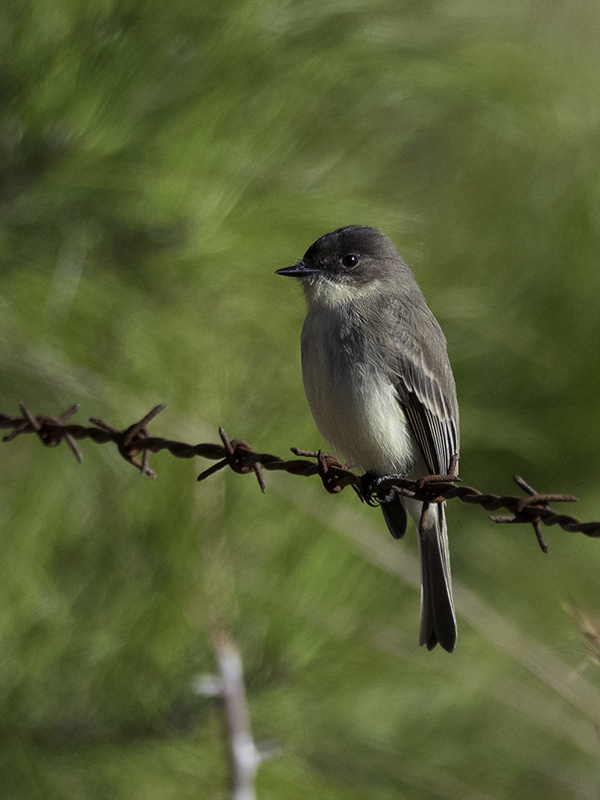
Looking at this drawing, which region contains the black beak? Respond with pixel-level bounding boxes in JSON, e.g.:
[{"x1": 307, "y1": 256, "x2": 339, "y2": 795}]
[{"x1": 275, "y1": 261, "x2": 322, "y2": 278}]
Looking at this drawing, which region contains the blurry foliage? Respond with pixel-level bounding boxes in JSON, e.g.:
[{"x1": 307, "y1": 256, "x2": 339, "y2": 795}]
[{"x1": 1, "y1": 0, "x2": 600, "y2": 798}]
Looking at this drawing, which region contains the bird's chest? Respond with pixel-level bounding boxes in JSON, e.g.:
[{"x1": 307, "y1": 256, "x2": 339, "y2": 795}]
[{"x1": 300, "y1": 310, "x2": 413, "y2": 474}]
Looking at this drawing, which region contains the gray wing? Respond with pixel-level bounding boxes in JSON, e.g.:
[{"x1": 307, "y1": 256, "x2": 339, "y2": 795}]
[{"x1": 387, "y1": 310, "x2": 459, "y2": 477}]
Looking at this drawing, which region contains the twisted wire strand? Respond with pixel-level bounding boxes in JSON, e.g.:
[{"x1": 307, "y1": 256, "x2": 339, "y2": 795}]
[{"x1": 2, "y1": 403, "x2": 599, "y2": 548}]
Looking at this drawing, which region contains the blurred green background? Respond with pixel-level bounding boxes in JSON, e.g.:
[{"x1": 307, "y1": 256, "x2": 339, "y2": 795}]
[{"x1": 1, "y1": 1, "x2": 600, "y2": 798}]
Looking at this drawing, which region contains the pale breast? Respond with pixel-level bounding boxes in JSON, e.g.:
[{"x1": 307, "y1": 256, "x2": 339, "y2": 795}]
[{"x1": 300, "y1": 309, "x2": 416, "y2": 476}]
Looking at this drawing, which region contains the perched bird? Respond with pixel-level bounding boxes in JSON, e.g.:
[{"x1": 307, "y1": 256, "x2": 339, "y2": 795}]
[{"x1": 276, "y1": 226, "x2": 459, "y2": 652}]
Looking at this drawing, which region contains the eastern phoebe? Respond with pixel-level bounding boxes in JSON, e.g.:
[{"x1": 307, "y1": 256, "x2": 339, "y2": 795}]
[{"x1": 276, "y1": 225, "x2": 459, "y2": 652}]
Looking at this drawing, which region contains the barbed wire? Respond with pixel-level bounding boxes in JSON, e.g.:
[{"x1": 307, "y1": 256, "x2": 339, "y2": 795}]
[{"x1": 2, "y1": 402, "x2": 599, "y2": 551}]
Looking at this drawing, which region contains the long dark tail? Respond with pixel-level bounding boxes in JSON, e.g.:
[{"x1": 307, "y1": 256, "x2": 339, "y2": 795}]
[
  {"x1": 418, "y1": 502, "x2": 456, "y2": 652},
  {"x1": 381, "y1": 496, "x2": 456, "y2": 652}
]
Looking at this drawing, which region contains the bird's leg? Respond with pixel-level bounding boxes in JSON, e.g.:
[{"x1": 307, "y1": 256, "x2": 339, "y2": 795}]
[
  {"x1": 359, "y1": 473, "x2": 381, "y2": 506},
  {"x1": 360, "y1": 472, "x2": 402, "y2": 506}
]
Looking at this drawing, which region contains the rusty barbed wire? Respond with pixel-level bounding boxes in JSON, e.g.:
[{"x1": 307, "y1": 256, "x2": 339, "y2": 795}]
[{"x1": 2, "y1": 403, "x2": 599, "y2": 550}]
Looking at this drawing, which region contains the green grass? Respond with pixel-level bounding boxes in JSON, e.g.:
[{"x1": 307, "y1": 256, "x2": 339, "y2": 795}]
[{"x1": 1, "y1": 1, "x2": 600, "y2": 797}]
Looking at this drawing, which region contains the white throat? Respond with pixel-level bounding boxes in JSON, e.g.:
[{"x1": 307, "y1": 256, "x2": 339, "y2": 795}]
[{"x1": 303, "y1": 276, "x2": 383, "y2": 310}]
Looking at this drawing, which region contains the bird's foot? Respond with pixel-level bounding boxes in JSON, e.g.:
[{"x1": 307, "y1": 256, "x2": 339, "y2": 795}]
[{"x1": 359, "y1": 472, "x2": 402, "y2": 506}]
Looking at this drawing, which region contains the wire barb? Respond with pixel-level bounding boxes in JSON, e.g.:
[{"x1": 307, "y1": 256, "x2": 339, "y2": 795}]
[{"x1": 2, "y1": 403, "x2": 599, "y2": 546}]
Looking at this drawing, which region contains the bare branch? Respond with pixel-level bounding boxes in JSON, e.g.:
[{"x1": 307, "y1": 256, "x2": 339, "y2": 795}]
[{"x1": 193, "y1": 633, "x2": 279, "y2": 800}]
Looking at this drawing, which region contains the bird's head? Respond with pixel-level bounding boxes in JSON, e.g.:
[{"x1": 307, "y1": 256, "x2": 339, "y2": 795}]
[{"x1": 276, "y1": 226, "x2": 406, "y2": 308}]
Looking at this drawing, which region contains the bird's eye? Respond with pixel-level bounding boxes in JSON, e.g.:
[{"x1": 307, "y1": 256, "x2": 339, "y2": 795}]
[{"x1": 342, "y1": 254, "x2": 359, "y2": 268}]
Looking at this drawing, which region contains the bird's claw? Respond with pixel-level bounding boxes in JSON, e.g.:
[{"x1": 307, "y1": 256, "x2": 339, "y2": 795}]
[{"x1": 360, "y1": 473, "x2": 401, "y2": 506}]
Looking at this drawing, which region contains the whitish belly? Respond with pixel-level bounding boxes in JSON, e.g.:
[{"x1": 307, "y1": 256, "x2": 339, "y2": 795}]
[{"x1": 301, "y1": 327, "x2": 415, "y2": 476}]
